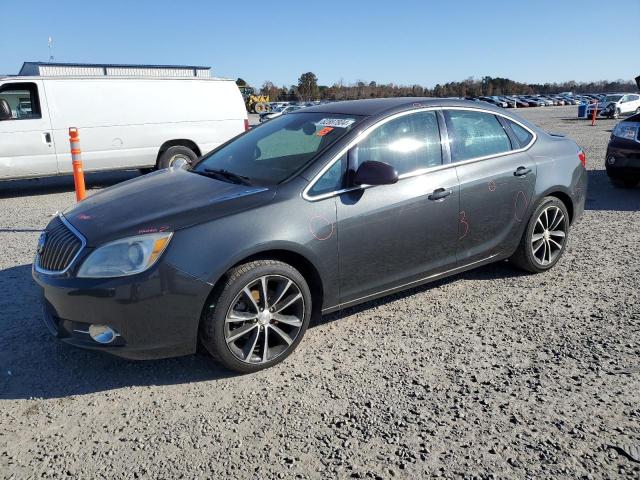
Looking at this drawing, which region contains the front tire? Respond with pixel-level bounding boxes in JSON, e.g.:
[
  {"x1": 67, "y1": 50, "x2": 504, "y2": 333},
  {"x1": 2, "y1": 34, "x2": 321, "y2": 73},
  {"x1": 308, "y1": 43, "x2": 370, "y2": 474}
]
[
  {"x1": 200, "y1": 260, "x2": 312, "y2": 373},
  {"x1": 509, "y1": 196, "x2": 570, "y2": 273}
]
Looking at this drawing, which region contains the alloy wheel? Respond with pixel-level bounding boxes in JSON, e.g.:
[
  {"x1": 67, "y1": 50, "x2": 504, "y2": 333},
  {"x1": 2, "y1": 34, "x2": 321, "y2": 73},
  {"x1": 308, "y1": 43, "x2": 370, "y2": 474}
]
[
  {"x1": 224, "y1": 275, "x2": 305, "y2": 364},
  {"x1": 530, "y1": 205, "x2": 567, "y2": 266}
]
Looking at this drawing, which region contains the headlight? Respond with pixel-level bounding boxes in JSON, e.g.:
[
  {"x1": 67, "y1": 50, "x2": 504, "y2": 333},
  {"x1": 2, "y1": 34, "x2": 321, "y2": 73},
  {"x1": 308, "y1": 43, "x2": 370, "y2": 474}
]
[
  {"x1": 612, "y1": 122, "x2": 639, "y2": 140},
  {"x1": 77, "y1": 232, "x2": 172, "y2": 278}
]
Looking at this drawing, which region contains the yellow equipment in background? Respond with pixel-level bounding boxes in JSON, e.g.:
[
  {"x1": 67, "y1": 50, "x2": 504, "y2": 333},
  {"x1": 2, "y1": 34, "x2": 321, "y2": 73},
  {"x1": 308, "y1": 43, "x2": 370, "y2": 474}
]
[{"x1": 238, "y1": 86, "x2": 270, "y2": 114}]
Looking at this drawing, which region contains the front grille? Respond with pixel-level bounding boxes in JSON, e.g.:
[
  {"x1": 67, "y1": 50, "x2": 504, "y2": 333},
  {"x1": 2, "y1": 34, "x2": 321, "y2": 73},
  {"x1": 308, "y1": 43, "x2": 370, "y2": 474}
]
[{"x1": 37, "y1": 216, "x2": 83, "y2": 272}]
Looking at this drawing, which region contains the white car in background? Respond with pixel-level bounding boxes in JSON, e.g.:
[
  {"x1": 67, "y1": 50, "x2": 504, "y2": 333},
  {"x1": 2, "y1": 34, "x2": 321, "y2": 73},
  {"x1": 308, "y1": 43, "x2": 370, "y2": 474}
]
[
  {"x1": 586, "y1": 93, "x2": 640, "y2": 119},
  {"x1": 259, "y1": 105, "x2": 303, "y2": 123}
]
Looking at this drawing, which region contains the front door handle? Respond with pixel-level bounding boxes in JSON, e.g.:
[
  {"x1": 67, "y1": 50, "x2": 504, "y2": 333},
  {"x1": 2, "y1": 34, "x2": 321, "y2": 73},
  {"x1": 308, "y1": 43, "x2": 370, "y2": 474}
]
[
  {"x1": 43, "y1": 132, "x2": 52, "y2": 144},
  {"x1": 514, "y1": 166, "x2": 532, "y2": 177},
  {"x1": 428, "y1": 187, "x2": 452, "y2": 201}
]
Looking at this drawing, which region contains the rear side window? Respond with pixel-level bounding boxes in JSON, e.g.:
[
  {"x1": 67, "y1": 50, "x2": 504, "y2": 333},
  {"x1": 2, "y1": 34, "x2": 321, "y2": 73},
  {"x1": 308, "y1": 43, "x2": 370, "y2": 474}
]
[
  {"x1": 355, "y1": 110, "x2": 442, "y2": 175},
  {"x1": 506, "y1": 119, "x2": 534, "y2": 148},
  {"x1": 444, "y1": 110, "x2": 512, "y2": 162}
]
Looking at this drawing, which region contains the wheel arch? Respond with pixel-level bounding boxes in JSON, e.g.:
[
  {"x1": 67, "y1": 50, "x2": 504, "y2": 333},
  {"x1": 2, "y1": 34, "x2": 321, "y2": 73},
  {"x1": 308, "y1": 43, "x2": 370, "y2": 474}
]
[
  {"x1": 540, "y1": 188, "x2": 574, "y2": 223},
  {"x1": 156, "y1": 139, "x2": 202, "y2": 165},
  {"x1": 201, "y1": 247, "x2": 326, "y2": 323}
]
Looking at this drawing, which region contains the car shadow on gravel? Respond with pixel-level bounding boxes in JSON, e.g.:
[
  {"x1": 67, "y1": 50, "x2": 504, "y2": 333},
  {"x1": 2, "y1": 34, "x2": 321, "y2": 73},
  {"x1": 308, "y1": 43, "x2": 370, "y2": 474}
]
[
  {"x1": 586, "y1": 170, "x2": 640, "y2": 212},
  {"x1": 0, "y1": 264, "x2": 234, "y2": 400},
  {"x1": 0, "y1": 170, "x2": 141, "y2": 199}
]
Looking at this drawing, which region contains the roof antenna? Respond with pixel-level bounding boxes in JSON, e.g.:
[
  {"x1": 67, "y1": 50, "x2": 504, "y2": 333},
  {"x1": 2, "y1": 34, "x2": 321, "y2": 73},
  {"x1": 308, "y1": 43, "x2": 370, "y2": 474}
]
[{"x1": 48, "y1": 36, "x2": 54, "y2": 62}]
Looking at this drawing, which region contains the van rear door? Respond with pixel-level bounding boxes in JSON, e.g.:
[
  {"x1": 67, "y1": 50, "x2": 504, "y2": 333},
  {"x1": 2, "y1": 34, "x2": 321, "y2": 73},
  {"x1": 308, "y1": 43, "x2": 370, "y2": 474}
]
[{"x1": 0, "y1": 80, "x2": 57, "y2": 179}]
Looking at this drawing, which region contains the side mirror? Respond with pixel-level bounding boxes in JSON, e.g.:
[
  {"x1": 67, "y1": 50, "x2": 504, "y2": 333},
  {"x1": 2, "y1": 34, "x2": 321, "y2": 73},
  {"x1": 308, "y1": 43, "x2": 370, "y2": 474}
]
[
  {"x1": 353, "y1": 161, "x2": 398, "y2": 186},
  {"x1": 0, "y1": 99, "x2": 11, "y2": 121}
]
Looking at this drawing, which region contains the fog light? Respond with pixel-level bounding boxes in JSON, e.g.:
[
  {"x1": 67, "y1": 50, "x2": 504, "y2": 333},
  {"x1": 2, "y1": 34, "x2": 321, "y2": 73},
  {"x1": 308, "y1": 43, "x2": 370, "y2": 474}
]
[
  {"x1": 89, "y1": 324, "x2": 118, "y2": 344},
  {"x1": 607, "y1": 156, "x2": 616, "y2": 165}
]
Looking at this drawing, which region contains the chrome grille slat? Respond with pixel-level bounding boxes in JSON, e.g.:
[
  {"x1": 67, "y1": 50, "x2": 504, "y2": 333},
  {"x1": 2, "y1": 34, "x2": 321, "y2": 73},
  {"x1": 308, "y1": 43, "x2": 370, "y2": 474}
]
[{"x1": 36, "y1": 216, "x2": 84, "y2": 273}]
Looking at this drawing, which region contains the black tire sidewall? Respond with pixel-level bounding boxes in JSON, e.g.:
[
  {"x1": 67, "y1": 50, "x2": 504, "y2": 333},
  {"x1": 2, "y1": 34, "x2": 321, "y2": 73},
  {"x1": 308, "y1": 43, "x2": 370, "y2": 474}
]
[
  {"x1": 201, "y1": 261, "x2": 312, "y2": 373},
  {"x1": 158, "y1": 146, "x2": 198, "y2": 169},
  {"x1": 520, "y1": 197, "x2": 570, "y2": 273}
]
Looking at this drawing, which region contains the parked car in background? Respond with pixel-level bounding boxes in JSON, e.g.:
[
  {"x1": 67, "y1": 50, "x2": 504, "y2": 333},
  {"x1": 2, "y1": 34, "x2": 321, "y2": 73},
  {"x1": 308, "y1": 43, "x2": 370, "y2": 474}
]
[
  {"x1": 522, "y1": 96, "x2": 544, "y2": 107},
  {"x1": 586, "y1": 93, "x2": 640, "y2": 119},
  {"x1": 0, "y1": 62, "x2": 248, "y2": 178},
  {"x1": 508, "y1": 96, "x2": 531, "y2": 107},
  {"x1": 33, "y1": 98, "x2": 587, "y2": 372},
  {"x1": 479, "y1": 96, "x2": 507, "y2": 108},
  {"x1": 259, "y1": 104, "x2": 303, "y2": 123},
  {"x1": 606, "y1": 112, "x2": 640, "y2": 188}
]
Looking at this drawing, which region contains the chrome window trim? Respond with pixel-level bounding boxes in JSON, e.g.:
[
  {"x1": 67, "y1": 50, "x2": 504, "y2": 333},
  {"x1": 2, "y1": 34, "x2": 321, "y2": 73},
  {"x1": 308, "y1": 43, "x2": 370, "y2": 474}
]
[
  {"x1": 302, "y1": 105, "x2": 537, "y2": 202},
  {"x1": 34, "y1": 214, "x2": 87, "y2": 275}
]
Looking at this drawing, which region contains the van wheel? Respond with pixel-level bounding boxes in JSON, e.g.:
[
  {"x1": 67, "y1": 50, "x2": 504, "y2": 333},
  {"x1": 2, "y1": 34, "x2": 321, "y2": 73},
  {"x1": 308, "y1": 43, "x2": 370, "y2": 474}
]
[
  {"x1": 200, "y1": 260, "x2": 312, "y2": 373},
  {"x1": 612, "y1": 108, "x2": 620, "y2": 119},
  {"x1": 158, "y1": 146, "x2": 198, "y2": 169},
  {"x1": 509, "y1": 196, "x2": 570, "y2": 274}
]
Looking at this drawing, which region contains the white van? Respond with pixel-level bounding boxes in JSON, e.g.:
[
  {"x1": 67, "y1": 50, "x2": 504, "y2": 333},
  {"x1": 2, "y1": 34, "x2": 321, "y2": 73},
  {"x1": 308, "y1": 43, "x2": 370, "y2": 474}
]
[{"x1": 0, "y1": 62, "x2": 248, "y2": 180}]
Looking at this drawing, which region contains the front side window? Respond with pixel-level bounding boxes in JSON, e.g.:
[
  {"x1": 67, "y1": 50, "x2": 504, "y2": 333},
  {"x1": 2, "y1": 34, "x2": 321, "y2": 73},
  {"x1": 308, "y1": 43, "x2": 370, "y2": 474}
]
[
  {"x1": 444, "y1": 110, "x2": 512, "y2": 162},
  {"x1": 194, "y1": 112, "x2": 362, "y2": 185},
  {"x1": 0, "y1": 82, "x2": 41, "y2": 120},
  {"x1": 354, "y1": 110, "x2": 442, "y2": 175},
  {"x1": 307, "y1": 153, "x2": 347, "y2": 197}
]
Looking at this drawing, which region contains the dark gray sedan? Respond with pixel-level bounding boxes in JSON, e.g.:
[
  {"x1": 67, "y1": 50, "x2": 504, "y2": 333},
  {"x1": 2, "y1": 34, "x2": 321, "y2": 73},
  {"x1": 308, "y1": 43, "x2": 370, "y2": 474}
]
[{"x1": 33, "y1": 98, "x2": 587, "y2": 372}]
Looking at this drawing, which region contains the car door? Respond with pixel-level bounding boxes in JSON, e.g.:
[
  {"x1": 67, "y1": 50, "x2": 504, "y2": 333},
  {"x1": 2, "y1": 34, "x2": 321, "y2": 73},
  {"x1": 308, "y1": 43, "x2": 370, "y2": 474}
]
[
  {"x1": 329, "y1": 110, "x2": 460, "y2": 303},
  {"x1": 0, "y1": 80, "x2": 57, "y2": 179},
  {"x1": 443, "y1": 108, "x2": 537, "y2": 266}
]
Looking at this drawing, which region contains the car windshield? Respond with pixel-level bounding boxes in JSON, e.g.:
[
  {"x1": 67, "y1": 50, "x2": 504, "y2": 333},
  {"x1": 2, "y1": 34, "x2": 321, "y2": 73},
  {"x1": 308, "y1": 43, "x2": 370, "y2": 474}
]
[
  {"x1": 193, "y1": 112, "x2": 363, "y2": 184},
  {"x1": 604, "y1": 95, "x2": 623, "y2": 102}
]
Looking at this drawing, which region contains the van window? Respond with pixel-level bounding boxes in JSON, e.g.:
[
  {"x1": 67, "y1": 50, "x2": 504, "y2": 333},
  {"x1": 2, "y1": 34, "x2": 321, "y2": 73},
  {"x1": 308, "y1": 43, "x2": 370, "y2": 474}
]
[
  {"x1": 0, "y1": 82, "x2": 41, "y2": 120},
  {"x1": 444, "y1": 110, "x2": 512, "y2": 162}
]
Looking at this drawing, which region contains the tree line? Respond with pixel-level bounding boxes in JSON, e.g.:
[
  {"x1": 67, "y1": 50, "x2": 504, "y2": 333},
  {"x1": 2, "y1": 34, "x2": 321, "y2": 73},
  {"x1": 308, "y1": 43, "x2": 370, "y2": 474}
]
[{"x1": 244, "y1": 73, "x2": 638, "y2": 101}]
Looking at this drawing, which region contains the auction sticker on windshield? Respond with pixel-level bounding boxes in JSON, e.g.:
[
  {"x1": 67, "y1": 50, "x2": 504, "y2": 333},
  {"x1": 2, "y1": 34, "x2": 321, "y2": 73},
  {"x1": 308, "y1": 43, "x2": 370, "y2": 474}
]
[{"x1": 317, "y1": 118, "x2": 356, "y2": 128}]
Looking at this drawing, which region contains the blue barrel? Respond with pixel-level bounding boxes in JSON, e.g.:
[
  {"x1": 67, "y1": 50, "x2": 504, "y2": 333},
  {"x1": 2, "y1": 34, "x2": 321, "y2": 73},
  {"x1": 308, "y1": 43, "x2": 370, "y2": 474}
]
[{"x1": 578, "y1": 104, "x2": 587, "y2": 118}]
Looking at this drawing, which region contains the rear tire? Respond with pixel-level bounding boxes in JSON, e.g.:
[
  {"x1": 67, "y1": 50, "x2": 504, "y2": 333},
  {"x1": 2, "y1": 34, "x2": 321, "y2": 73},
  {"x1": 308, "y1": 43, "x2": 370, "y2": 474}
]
[
  {"x1": 509, "y1": 196, "x2": 570, "y2": 274},
  {"x1": 200, "y1": 260, "x2": 312, "y2": 373},
  {"x1": 157, "y1": 146, "x2": 198, "y2": 170}
]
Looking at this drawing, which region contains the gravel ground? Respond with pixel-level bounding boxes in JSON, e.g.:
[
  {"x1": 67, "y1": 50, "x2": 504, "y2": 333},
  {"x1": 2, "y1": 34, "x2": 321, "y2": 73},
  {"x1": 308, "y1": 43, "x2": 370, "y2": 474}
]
[{"x1": 1, "y1": 106, "x2": 639, "y2": 479}]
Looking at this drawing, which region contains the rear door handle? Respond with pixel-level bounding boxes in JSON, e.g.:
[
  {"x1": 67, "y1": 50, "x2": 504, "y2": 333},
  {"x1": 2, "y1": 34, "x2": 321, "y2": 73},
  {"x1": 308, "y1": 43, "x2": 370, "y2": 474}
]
[
  {"x1": 43, "y1": 132, "x2": 52, "y2": 144},
  {"x1": 514, "y1": 166, "x2": 532, "y2": 177},
  {"x1": 428, "y1": 187, "x2": 452, "y2": 201}
]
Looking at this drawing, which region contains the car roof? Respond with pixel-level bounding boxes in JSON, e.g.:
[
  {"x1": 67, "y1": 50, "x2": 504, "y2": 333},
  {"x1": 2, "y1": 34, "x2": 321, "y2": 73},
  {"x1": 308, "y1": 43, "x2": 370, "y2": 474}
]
[{"x1": 291, "y1": 97, "x2": 507, "y2": 117}]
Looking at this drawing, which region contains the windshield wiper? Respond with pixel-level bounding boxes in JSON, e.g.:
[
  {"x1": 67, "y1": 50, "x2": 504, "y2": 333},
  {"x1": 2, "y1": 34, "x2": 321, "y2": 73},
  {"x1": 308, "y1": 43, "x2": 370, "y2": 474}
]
[{"x1": 199, "y1": 168, "x2": 252, "y2": 185}]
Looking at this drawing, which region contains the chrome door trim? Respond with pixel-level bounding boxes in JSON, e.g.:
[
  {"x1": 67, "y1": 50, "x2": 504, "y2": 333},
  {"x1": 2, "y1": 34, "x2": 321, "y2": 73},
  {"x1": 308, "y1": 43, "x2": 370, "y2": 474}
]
[{"x1": 302, "y1": 105, "x2": 537, "y2": 202}]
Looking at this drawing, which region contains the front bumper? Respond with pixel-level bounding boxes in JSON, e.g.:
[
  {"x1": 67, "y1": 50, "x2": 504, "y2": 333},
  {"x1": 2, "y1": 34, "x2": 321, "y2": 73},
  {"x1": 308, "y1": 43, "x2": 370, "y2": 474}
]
[
  {"x1": 605, "y1": 142, "x2": 640, "y2": 177},
  {"x1": 33, "y1": 261, "x2": 212, "y2": 360}
]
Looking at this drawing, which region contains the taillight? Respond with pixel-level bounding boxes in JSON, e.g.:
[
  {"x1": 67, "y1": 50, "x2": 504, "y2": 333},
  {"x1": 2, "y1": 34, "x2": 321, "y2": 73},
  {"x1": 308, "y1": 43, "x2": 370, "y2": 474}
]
[
  {"x1": 244, "y1": 119, "x2": 250, "y2": 131},
  {"x1": 578, "y1": 149, "x2": 586, "y2": 167}
]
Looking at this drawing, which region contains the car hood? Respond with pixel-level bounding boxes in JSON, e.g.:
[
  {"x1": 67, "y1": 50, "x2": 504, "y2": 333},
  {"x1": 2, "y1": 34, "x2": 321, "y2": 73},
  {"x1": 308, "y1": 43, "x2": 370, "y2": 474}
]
[{"x1": 63, "y1": 168, "x2": 274, "y2": 246}]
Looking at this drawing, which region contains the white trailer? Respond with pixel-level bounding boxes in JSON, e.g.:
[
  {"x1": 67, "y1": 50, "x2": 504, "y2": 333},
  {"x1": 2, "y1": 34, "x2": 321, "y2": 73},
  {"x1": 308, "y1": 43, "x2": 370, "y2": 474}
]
[{"x1": 0, "y1": 62, "x2": 248, "y2": 180}]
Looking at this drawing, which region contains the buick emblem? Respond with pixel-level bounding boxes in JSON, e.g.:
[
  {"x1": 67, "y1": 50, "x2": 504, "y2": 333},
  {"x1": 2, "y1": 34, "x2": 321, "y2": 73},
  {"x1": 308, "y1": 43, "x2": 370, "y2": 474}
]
[{"x1": 37, "y1": 232, "x2": 47, "y2": 256}]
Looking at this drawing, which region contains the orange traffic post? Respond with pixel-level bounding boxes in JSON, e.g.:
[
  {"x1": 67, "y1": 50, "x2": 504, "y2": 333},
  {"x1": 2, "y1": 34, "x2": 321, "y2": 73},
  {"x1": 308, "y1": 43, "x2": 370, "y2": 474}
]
[
  {"x1": 591, "y1": 101, "x2": 597, "y2": 126},
  {"x1": 69, "y1": 127, "x2": 86, "y2": 201}
]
